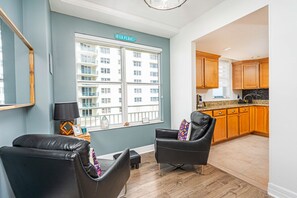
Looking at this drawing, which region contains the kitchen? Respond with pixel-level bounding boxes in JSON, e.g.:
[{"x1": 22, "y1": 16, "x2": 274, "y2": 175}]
[{"x1": 195, "y1": 6, "x2": 269, "y2": 190}]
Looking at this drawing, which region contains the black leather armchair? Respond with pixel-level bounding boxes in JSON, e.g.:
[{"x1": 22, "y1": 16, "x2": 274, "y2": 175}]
[
  {"x1": 0, "y1": 134, "x2": 130, "y2": 198},
  {"x1": 155, "y1": 111, "x2": 216, "y2": 166}
]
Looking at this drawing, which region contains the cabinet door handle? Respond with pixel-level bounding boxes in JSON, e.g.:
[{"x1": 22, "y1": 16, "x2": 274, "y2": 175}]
[{"x1": 219, "y1": 112, "x2": 222, "y2": 114}]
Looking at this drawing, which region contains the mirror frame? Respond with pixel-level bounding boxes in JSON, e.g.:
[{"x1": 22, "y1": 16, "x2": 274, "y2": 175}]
[{"x1": 0, "y1": 7, "x2": 35, "y2": 111}]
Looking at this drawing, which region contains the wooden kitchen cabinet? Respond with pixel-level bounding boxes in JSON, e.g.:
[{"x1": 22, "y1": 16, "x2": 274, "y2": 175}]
[
  {"x1": 204, "y1": 58, "x2": 219, "y2": 88},
  {"x1": 227, "y1": 108, "x2": 239, "y2": 138},
  {"x1": 255, "y1": 106, "x2": 269, "y2": 134},
  {"x1": 201, "y1": 110, "x2": 212, "y2": 117},
  {"x1": 249, "y1": 106, "x2": 255, "y2": 132},
  {"x1": 259, "y1": 58, "x2": 269, "y2": 88},
  {"x1": 213, "y1": 109, "x2": 227, "y2": 143},
  {"x1": 239, "y1": 107, "x2": 250, "y2": 135},
  {"x1": 232, "y1": 58, "x2": 268, "y2": 90},
  {"x1": 199, "y1": 105, "x2": 269, "y2": 144},
  {"x1": 232, "y1": 63, "x2": 243, "y2": 89},
  {"x1": 196, "y1": 51, "x2": 220, "y2": 88},
  {"x1": 196, "y1": 56, "x2": 204, "y2": 88},
  {"x1": 243, "y1": 62, "x2": 259, "y2": 89}
]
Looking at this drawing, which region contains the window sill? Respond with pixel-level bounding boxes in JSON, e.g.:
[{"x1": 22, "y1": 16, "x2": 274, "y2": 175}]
[{"x1": 88, "y1": 120, "x2": 164, "y2": 133}]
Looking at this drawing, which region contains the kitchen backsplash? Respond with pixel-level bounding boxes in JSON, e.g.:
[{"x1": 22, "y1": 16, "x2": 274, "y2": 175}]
[{"x1": 242, "y1": 89, "x2": 269, "y2": 100}]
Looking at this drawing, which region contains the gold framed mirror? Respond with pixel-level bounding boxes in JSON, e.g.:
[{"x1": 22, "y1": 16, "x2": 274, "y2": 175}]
[{"x1": 0, "y1": 7, "x2": 35, "y2": 111}]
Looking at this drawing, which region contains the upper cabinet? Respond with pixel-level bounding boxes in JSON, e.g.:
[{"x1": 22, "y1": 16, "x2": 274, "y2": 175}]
[
  {"x1": 232, "y1": 63, "x2": 243, "y2": 89},
  {"x1": 243, "y1": 62, "x2": 259, "y2": 89},
  {"x1": 259, "y1": 59, "x2": 269, "y2": 88},
  {"x1": 232, "y1": 58, "x2": 269, "y2": 90},
  {"x1": 196, "y1": 51, "x2": 220, "y2": 89}
]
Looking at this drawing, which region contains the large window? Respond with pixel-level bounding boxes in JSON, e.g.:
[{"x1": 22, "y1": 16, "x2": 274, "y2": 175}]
[{"x1": 75, "y1": 34, "x2": 162, "y2": 129}]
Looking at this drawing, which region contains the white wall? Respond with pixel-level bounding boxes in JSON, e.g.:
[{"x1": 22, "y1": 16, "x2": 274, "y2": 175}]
[
  {"x1": 171, "y1": 0, "x2": 297, "y2": 197},
  {"x1": 268, "y1": 0, "x2": 297, "y2": 197},
  {"x1": 170, "y1": 0, "x2": 268, "y2": 128}
]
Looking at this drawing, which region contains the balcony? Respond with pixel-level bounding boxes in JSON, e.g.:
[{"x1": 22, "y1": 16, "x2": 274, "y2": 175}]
[
  {"x1": 81, "y1": 92, "x2": 99, "y2": 97},
  {"x1": 80, "y1": 46, "x2": 96, "y2": 53},
  {"x1": 80, "y1": 103, "x2": 99, "y2": 108},
  {"x1": 76, "y1": 105, "x2": 160, "y2": 128}
]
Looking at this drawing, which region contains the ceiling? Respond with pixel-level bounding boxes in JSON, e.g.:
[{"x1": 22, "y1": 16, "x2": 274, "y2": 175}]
[
  {"x1": 49, "y1": 0, "x2": 225, "y2": 38},
  {"x1": 196, "y1": 6, "x2": 268, "y2": 61}
]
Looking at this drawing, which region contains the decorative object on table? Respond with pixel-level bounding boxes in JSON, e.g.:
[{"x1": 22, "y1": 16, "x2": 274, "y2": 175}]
[
  {"x1": 54, "y1": 102, "x2": 80, "y2": 135},
  {"x1": 114, "y1": 150, "x2": 141, "y2": 169},
  {"x1": 81, "y1": 126, "x2": 88, "y2": 134},
  {"x1": 72, "y1": 125, "x2": 82, "y2": 136},
  {"x1": 100, "y1": 115, "x2": 109, "y2": 129},
  {"x1": 124, "y1": 122, "x2": 129, "y2": 127},
  {"x1": 144, "y1": 0, "x2": 188, "y2": 10}
]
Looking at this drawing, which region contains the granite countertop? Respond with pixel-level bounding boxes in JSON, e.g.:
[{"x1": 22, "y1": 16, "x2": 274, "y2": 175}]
[{"x1": 197, "y1": 103, "x2": 269, "y2": 111}]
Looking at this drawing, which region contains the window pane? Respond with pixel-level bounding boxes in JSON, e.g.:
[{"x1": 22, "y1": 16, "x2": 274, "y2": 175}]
[
  {"x1": 127, "y1": 84, "x2": 160, "y2": 122},
  {"x1": 76, "y1": 43, "x2": 121, "y2": 83},
  {"x1": 212, "y1": 59, "x2": 231, "y2": 98},
  {"x1": 77, "y1": 83, "x2": 122, "y2": 127},
  {"x1": 125, "y1": 49, "x2": 159, "y2": 84},
  {"x1": 76, "y1": 35, "x2": 162, "y2": 128}
]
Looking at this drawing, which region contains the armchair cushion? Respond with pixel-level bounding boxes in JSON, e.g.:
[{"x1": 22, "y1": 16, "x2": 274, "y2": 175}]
[
  {"x1": 190, "y1": 112, "x2": 211, "y2": 141},
  {"x1": 177, "y1": 119, "x2": 190, "y2": 141},
  {"x1": 90, "y1": 148, "x2": 102, "y2": 176}
]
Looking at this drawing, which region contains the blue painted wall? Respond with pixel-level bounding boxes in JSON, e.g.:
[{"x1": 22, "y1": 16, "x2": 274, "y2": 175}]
[
  {"x1": 51, "y1": 12, "x2": 171, "y2": 155},
  {"x1": 0, "y1": 0, "x2": 53, "y2": 197},
  {"x1": 23, "y1": 0, "x2": 54, "y2": 134},
  {"x1": 0, "y1": 1, "x2": 26, "y2": 197}
]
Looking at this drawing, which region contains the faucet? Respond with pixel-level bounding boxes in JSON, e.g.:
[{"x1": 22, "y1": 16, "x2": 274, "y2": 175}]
[{"x1": 243, "y1": 93, "x2": 261, "y2": 103}]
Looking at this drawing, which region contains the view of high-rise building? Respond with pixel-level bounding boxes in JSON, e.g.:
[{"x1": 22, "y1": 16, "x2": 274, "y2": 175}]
[{"x1": 75, "y1": 35, "x2": 162, "y2": 128}]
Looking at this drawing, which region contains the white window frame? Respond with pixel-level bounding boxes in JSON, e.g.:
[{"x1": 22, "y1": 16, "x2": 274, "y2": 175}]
[{"x1": 75, "y1": 33, "x2": 163, "y2": 130}]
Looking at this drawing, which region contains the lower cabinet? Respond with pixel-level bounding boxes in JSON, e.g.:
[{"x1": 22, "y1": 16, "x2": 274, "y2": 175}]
[
  {"x1": 227, "y1": 108, "x2": 239, "y2": 138},
  {"x1": 201, "y1": 105, "x2": 268, "y2": 144},
  {"x1": 212, "y1": 109, "x2": 227, "y2": 143},
  {"x1": 249, "y1": 106, "x2": 255, "y2": 132},
  {"x1": 255, "y1": 106, "x2": 269, "y2": 134},
  {"x1": 239, "y1": 107, "x2": 250, "y2": 135}
]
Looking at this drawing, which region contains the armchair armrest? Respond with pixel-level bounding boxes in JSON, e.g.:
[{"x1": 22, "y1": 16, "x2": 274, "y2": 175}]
[
  {"x1": 155, "y1": 128, "x2": 179, "y2": 139},
  {"x1": 96, "y1": 149, "x2": 130, "y2": 197},
  {"x1": 155, "y1": 138, "x2": 209, "y2": 152}
]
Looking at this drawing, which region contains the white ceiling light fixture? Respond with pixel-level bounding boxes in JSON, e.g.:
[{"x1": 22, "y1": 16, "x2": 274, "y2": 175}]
[{"x1": 144, "y1": 0, "x2": 188, "y2": 11}]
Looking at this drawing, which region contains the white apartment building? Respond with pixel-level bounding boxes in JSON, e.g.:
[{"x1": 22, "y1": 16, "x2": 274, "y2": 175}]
[{"x1": 75, "y1": 38, "x2": 161, "y2": 128}]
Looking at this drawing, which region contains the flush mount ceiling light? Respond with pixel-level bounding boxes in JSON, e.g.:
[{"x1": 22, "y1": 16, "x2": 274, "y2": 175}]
[{"x1": 144, "y1": 0, "x2": 188, "y2": 11}]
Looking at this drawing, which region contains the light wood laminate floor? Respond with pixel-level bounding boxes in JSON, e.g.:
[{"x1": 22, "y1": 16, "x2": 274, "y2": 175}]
[
  {"x1": 125, "y1": 151, "x2": 269, "y2": 198},
  {"x1": 208, "y1": 135, "x2": 269, "y2": 191}
]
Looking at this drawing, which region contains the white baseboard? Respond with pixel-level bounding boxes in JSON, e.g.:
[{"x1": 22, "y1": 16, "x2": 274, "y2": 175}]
[
  {"x1": 98, "y1": 144, "x2": 154, "y2": 160},
  {"x1": 268, "y1": 182, "x2": 297, "y2": 198}
]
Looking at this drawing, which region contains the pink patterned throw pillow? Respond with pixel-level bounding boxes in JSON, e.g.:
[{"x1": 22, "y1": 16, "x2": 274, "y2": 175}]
[
  {"x1": 178, "y1": 119, "x2": 190, "y2": 141},
  {"x1": 89, "y1": 148, "x2": 102, "y2": 176}
]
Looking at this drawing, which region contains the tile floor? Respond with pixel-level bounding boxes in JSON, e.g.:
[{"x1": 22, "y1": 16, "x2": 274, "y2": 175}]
[{"x1": 208, "y1": 135, "x2": 269, "y2": 191}]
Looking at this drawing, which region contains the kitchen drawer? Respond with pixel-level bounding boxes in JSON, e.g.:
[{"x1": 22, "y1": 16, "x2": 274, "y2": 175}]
[
  {"x1": 213, "y1": 109, "x2": 226, "y2": 117},
  {"x1": 202, "y1": 110, "x2": 213, "y2": 117},
  {"x1": 239, "y1": 107, "x2": 249, "y2": 113},
  {"x1": 227, "y1": 108, "x2": 238, "y2": 115}
]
